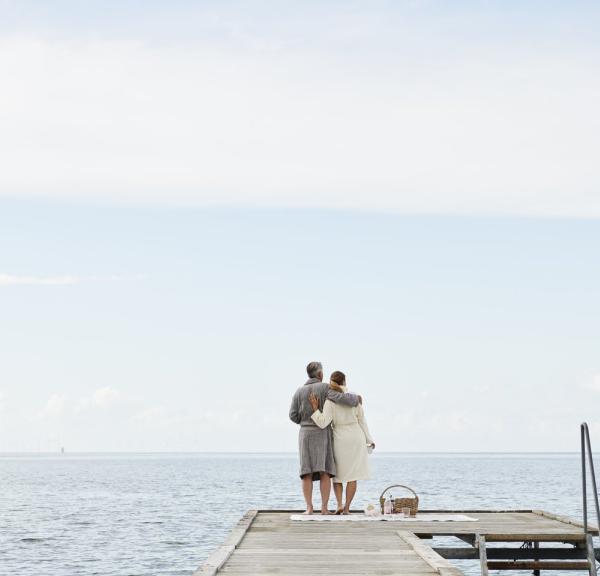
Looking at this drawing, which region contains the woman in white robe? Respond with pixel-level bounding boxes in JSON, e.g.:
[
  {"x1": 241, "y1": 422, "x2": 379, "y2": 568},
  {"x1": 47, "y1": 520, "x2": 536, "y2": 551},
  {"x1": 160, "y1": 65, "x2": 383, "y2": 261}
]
[{"x1": 309, "y1": 371, "x2": 375, "y2": 514}]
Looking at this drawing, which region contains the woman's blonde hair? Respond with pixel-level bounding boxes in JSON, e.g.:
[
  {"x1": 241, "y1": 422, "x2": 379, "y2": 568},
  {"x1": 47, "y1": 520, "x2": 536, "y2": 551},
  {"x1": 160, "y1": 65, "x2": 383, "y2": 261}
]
[{"x1": 329, "y1": 370, "x2": 346, "y2": 392}]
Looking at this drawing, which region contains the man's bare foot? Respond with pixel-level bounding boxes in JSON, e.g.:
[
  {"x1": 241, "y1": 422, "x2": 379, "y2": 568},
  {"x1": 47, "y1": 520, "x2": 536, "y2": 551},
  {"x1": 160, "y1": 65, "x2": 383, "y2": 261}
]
[
  {"x1": 320, "y1": 509, "x2": 331, "y2": 515},
  {"x1": 343, "y1": 507, "x2": 350, "y2": 515},
  {"x1": 335, "y1": 509, "x2": 343, "y2": 515},
  {"x1": 303, "y1": 507, "x2": 313, "y2": 515}
]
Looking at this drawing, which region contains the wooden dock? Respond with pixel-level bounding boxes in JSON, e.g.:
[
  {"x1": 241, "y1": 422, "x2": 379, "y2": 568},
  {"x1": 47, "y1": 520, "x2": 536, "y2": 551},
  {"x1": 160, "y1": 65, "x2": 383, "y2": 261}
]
[{"x1": 195, "y1": 510, "x2": 599, "y2": 576}]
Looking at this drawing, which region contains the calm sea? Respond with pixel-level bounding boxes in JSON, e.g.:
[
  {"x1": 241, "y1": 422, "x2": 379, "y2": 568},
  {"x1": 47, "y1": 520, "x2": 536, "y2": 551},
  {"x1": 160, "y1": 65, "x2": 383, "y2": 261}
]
[{"x1": 1, "y1": 453, "x2": 597, "y2": 576}]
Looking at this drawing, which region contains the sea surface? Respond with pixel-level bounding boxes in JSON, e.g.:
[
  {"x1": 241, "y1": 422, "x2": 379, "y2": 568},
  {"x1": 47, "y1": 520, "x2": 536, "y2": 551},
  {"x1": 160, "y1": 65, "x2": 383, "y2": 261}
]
[{"x1": 1, "y1": 452, "x2": 598, "y2": 576}]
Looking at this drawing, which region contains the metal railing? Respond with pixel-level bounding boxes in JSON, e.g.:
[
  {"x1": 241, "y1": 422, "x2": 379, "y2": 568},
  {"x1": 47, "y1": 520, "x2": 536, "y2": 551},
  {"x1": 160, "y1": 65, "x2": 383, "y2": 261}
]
[{"x1": 581, "y1": 422, "x2": 600, "y2": 536}]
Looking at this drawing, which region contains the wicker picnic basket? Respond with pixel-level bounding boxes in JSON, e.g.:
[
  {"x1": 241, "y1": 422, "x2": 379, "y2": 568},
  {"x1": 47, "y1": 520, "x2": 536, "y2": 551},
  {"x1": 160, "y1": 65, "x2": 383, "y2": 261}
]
[{"x1": 379, "y1": 484, "x2": 419, "y2": 516}]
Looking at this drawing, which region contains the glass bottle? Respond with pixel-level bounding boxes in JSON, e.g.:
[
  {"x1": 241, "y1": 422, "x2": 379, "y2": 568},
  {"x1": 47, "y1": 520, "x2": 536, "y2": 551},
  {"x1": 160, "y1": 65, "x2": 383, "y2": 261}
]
[{"x1": 384, "y1": 496, "x2": 391, "y2": 515}]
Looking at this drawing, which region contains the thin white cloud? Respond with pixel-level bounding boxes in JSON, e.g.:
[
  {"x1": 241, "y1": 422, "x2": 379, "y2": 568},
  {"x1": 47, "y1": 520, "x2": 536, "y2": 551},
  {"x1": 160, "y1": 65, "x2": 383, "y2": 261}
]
[
  {"x1": 74, "y1": 386, "x2": 121, "y2": 412},
  {"x1": 0, "y1": 30, "x2": 598, "y2": 217},
  {"x1": 0, "y1": 274, "x2": 80, "y2": 286},
  {"x1": 131, "y1": 406, "x2": 188, "y2": 428},
  {"x1": 132, "y1": 406, "x2": 166, "y2": 424},
  {"x1": 583, "y1": 374, "x2": 600, "y2": 393},
  {"x1": 91, "y1": 386, "x2": 120, "y2": 408},
  {"x1": 37, "y1": 393, "x2": 67, "y2": 419},
  {"x1": 0, "y1": 274, "x2": 147, "y2": 287}
]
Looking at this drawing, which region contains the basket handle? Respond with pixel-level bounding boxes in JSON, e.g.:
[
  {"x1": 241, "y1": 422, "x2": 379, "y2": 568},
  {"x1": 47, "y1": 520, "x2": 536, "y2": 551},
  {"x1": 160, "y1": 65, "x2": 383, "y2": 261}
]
[{"x1": 379, "y1": 484, "x2": 418, "y2": 500}]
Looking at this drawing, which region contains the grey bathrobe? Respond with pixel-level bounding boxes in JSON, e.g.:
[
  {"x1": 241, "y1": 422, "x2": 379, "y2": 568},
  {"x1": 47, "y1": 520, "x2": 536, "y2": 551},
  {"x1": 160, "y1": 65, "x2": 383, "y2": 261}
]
[{"x1": 289, "y1": 378, "x2": 360, "y2": 480}]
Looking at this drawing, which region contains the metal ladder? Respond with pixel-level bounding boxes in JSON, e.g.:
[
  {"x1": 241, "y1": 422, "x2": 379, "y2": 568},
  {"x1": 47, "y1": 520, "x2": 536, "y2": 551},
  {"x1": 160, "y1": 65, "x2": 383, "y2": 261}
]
[
  {"x1": 581, "y1": 422, "x2": 600, "y2": 575},
  {"x1": 478, "y1": 423, "x2": 599, "y2": 575}
]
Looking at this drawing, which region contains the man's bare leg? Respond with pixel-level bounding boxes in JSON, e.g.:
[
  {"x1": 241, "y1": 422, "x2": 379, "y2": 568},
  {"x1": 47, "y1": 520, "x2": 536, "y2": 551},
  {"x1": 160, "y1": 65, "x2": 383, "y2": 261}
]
[
  {"x1": 343, "y1": 481, "x2": 357, "y2": 514},
  {"x1": 319, "y1": 472, "x2": 331, "y2": 514},
  {"x1": 333, "y1": 482, "x2": 344, "y2": 513},
  {"x1": 301, "y1": 475, "x2": 314, "y2": 514}
]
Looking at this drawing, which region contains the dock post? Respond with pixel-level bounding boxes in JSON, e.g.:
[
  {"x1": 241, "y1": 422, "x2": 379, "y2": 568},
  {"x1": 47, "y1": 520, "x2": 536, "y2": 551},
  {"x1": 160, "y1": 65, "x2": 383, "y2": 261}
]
[
  {"x1": 478, "y1": 534, "x2": 489, "y2": 576},
  {"x1": 533, "y1": 541, "x2": 541, "y2": 576},
  {"x1": 586, "y1": 533, "x2": 598, "y2": 576}
]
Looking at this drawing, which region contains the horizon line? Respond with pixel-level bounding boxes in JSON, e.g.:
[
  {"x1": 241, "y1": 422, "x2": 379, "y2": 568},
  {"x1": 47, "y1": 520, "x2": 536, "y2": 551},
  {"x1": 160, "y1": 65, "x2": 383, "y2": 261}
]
[{"x1": 0, "y1": 450, "x2": 593, "y2": 456}]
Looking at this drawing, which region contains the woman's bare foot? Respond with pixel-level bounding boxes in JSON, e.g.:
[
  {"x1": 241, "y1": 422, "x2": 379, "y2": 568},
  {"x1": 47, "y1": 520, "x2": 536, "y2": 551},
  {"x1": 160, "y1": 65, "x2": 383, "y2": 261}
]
[
  {"x1": 343, "y1": 506, "x2": 350, "y2": 515},
  {"x1": 303, "y1": 507, "x2": 313, "y2": 515},
  {"x1": 335, "y1": 509, "x2": 343, "y2": 515},
  {"x1": 320, "y1": 509, "x2": 332, "y2": 515}
]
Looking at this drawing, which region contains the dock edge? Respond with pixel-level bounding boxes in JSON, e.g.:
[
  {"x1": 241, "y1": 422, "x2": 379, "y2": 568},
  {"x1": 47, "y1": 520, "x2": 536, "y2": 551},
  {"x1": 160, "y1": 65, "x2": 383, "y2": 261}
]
[{"x1": 193, "y1": 509, "x2": 258, "y2": 576}]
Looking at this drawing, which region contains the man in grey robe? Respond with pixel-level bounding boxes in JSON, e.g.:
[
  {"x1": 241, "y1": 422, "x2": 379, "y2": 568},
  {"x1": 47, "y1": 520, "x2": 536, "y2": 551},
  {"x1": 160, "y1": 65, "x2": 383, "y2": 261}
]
[{"x1": 289, "y1": 361, "x2": 361, "y2": 514}]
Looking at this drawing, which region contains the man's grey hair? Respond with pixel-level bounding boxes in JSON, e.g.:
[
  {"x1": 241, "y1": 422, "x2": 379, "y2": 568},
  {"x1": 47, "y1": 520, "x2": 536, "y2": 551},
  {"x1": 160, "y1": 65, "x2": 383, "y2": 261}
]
[{"x1": 306, "y1": 361, "x2": 323, "y2": 378}]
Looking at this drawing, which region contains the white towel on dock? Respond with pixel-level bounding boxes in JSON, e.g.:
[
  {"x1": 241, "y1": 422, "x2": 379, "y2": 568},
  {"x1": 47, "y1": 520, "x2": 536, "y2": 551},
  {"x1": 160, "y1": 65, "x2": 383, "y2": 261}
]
[{"x1": 290, "y1": 513, "x2": 477, "y2": 522}]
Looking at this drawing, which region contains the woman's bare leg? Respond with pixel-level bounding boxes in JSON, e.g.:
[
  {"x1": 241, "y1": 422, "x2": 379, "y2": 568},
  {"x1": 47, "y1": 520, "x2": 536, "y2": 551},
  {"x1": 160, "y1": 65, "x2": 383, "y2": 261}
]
[
  {"x1": 319, "y1": 472, "x2": 331, "y2": 514},
  {"x1": 301, "y1": 475, "x2": 313, "y2": 514},
  {"x1": 333, "y1": 482, "x2": 344, "y2": 513},
  {"x1": 343, "y1": 481, "x2": 357, "y2": 514}
]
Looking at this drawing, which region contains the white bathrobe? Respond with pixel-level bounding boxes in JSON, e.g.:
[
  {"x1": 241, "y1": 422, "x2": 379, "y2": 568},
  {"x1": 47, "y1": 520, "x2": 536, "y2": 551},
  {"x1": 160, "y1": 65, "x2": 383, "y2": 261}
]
[{"x1": 311, "y1": 388, "x2": 374, "y2": 484}]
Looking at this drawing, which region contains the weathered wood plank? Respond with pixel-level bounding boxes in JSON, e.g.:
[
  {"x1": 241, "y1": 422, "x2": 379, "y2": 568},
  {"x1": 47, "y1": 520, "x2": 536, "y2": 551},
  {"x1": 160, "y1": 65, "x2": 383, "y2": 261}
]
[
  {"x1": 487, "y1": 561, "x2": 590, "y2": 570},
  {"x1": 195, "y1": 509, "x2": 600, "y2": 576},
  {"x1": 434, "y1": 547, "x2": 589, "y2": 560},
  {"x1": 484, "y1": 533, "x2": 587, "y2": 542},
  {"x1": 533, "y1": 509, "x2": 600, "y2": 535},
  {"x1": 397, "y1": 531, "x2": 463, "y2": 576}
]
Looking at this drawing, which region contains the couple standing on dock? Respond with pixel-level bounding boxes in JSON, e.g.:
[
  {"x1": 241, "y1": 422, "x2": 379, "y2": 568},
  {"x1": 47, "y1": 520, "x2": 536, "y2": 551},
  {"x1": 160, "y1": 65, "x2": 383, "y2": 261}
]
[{"x1": 289, "y1": 361, "x2": 375, "y2": 515}]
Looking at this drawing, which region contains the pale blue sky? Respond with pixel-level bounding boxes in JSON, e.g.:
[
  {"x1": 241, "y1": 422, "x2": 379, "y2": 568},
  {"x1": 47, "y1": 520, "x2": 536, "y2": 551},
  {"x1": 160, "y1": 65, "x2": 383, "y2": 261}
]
[
  {"x1": 1, "y1": 201, "x2": 599, "y2": 451},
  {"x1": 0, "y1": 1, "x2": 599, "y2": 451}
]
